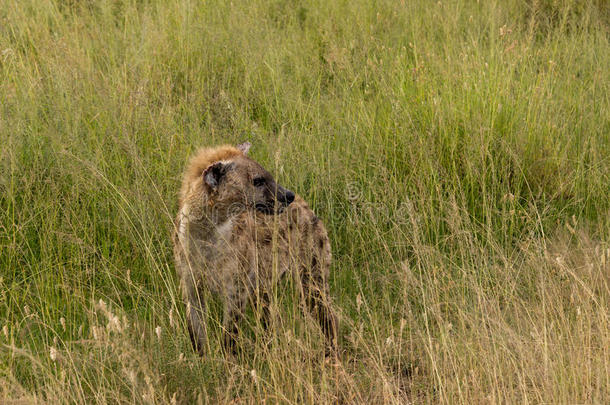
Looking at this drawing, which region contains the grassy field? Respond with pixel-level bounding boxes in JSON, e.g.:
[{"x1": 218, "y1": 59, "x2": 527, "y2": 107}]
[{"x1": 1, "y1": 0, "x2": 609, "y2": 403}]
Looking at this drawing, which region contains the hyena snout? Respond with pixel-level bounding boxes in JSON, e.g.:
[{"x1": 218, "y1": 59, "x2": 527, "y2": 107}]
[
  {"x1": 256, "y1": 184, "x2": 295, "y2": 214},
  {"x1": 276, "y1": 185, "x2": 295, "y2": 206}
]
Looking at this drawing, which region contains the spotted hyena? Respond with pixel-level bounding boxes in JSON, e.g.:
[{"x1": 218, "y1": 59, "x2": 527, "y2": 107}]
[{"x1": 173, "y1": 142, "x2": 337, "y2": 354}]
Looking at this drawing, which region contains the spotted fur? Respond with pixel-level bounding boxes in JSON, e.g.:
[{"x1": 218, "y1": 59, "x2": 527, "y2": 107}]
[{"x1": 173, "y1": 144, "x2": 337, "y2": 354}]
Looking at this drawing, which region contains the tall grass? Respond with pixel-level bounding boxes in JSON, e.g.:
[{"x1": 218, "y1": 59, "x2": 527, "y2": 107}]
[{"x1": 1, "y1": 0, "x2": 608, "y2": 403}]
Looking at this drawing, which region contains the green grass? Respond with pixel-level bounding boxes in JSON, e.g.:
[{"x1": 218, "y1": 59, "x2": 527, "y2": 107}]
[{"x1": 1, "y1": 0, "x2": 609, "y2": 403}]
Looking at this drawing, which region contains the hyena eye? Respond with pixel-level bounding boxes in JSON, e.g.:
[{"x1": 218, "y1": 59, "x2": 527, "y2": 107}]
[{"x1": 253, "y1": 177, "x2": 266, "y2": 187}]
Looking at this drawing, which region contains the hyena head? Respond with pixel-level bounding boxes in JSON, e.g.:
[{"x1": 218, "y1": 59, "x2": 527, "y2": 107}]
[{"x1": 203, "y1": 142, "x2": 295, "y2": 218}]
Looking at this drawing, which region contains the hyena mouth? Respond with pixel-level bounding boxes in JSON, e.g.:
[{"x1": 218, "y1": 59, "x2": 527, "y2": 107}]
[
  {"x1": 255, "y1": 202, "x2": 286, "y2": 215},
  {"x1": 255, "y1": 203, "x2": 275, "y2": 215}
]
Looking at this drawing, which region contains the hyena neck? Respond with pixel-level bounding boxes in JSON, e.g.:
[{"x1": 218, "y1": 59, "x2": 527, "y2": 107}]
[
  {"x1": 179, "y1": 202, "x2": 218, "y2": 242},
  {"x1": 182, "y1": 200, "x2": 244, "y2": 243}
]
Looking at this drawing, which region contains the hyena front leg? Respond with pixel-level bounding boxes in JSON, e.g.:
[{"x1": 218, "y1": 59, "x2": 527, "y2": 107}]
[
  {"x1": 222, "y1": 289, "x2": 247, "y2": 355},
  {"x1": 182, "y1": 281, "x2": 208, "y2": 356},
  {"x1": 261, "y1": 291, "x2": 275, "y2": 331},
  {"x1": 300, "y1": 258, "x2": 338, "y2": 354},
  {"x1": 252, "y1": 289, "x2": 272, "y2": 331}
]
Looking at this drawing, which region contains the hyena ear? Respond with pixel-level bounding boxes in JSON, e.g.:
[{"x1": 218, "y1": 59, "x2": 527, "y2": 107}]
[
  {"x1": 203, "y1": 162, "x2": 232, "y2": 189},
  {"x1": 236, "y1": 141, "x2": 251, "y2": 155}
]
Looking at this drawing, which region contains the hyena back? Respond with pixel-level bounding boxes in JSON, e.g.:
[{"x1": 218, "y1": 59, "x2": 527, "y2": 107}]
[{"x1": 173, "y1": 142, "x2": 337, "y2": 354}]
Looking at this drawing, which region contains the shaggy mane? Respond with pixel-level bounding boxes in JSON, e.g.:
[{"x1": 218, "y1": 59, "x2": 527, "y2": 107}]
[{"x1": 180, "y1": 145, "x2": 243, "y2": 201}]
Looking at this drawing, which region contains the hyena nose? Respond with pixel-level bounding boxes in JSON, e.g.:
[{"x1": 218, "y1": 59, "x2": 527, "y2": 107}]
[
  {"x1": 278, "y1": 187, "x2": 295, "y2": 205},
  {"x1": 284, "y1": 190, "x2": 295, "y2": 204}
]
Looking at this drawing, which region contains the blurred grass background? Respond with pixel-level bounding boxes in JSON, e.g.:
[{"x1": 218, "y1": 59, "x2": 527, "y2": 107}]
[{"x1": 0, "y1": 0, "x2": 608, "y2": 403}]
